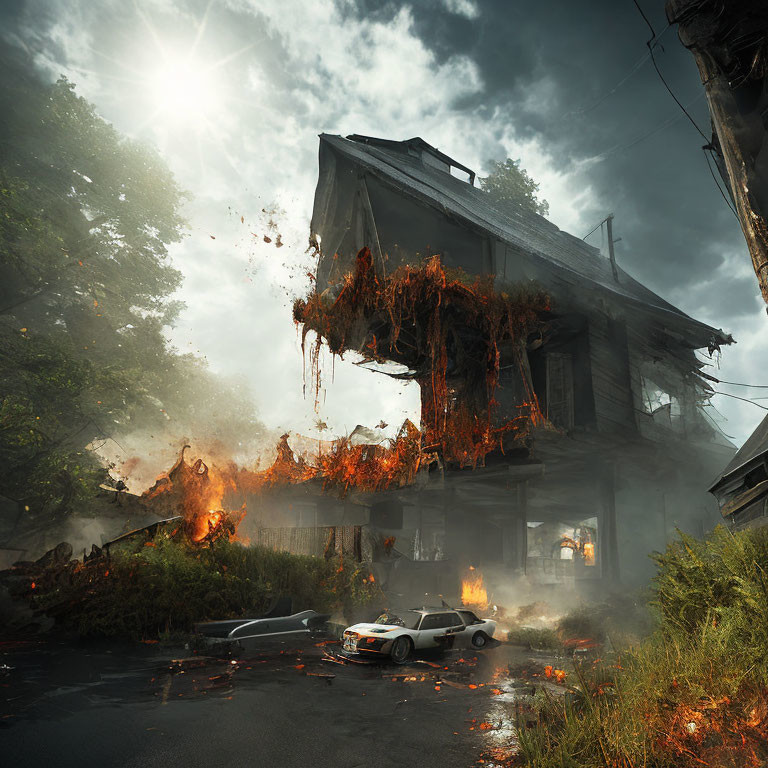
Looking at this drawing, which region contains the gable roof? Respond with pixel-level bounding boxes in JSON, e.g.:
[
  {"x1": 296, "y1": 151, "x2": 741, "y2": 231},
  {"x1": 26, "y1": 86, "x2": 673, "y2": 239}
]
[
  {"x1": 320, "y1": 133, "x2": 731, "y2": 349},
  {"x1": 710, "y1": 413, "x2": 768, "y2": 491}
]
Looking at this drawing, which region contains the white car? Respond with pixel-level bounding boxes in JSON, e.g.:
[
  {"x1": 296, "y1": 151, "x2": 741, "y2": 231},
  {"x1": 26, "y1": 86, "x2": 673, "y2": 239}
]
[{"x1": 342, "y1": 607, "x2": 497, "y2": 663}]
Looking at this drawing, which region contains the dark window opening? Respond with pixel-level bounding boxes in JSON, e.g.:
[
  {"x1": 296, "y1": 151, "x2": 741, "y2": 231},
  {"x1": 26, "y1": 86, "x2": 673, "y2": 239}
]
[
  {"x1": 419, "y1": 612, "x2": 462, "y2": 630},
  {"x1": 744, "y1": 463, "x2": 768, "y2": 491},
  {"x1": 546, "y1": 353, "x2": 575, "y2": 430}
]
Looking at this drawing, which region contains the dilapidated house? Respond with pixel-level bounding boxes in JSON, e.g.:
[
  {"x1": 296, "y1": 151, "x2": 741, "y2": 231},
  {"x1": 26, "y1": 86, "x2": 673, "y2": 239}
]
[{"x1": 282, "y1": 133, "x2": 737, "y2": 593}]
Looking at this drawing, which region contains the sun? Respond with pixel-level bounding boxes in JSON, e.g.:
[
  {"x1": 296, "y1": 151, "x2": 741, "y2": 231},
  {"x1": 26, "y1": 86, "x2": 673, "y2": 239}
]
[
  {"x1": 109, "y1": 6, "x2": 256, "y2": 137},
  {"x1": 148, "y1": 55, "x2": 221, "y2": 125}
]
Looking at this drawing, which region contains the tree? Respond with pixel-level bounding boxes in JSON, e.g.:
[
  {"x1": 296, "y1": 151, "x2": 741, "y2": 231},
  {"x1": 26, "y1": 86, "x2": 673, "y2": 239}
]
[
  {"x1": 0, "y1": 48, "x2": 263, "y2": 535},
  {"x1": 479, "y1": 158, "x2": 549, "y2": 217}
]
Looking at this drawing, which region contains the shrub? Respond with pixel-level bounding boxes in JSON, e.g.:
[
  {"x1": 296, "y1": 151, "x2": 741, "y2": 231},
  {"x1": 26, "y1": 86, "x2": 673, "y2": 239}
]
[
  {"x1": 507, "y1": 626, "x2": 561, "y2": 650},
  {"x1": 516, "y1": 525, "x2": 768, "y2": 767},
  {"x1": 32, "y1": 535, "x2": 382, "y2": 639}
]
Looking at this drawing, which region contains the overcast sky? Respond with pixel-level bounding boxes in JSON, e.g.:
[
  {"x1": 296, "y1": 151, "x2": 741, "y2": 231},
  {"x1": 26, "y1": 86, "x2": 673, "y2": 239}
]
[{"x1": 3, "y1": 0, "x2": 766, "y2": 452}]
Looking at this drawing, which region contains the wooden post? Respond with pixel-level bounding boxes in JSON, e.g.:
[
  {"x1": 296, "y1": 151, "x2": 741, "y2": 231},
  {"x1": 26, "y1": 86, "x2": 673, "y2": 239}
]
[
  {"x1": 606, "y1": 214, "x2": 619, "y2": 282},
  {"x1": 598, "y1": 463, "x2": 620, "y2": 584},
  {"x1": 503, "y1": 481, "x2": 528, "y2": 574}
]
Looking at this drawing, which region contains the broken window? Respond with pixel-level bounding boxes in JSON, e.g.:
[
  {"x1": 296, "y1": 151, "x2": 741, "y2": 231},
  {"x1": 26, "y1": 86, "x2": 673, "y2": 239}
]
[{"x1": 641, "y1": 376, "x2": 682, "y2": 420}]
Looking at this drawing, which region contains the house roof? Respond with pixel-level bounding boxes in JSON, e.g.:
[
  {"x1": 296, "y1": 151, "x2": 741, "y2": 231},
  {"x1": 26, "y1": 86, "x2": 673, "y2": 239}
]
[
  {"x1": 709, "y1": 413, "x2": 768, "y2": 491},
  {"x1": 321, "y1": 133, "x2": 732, "y2": 349}
]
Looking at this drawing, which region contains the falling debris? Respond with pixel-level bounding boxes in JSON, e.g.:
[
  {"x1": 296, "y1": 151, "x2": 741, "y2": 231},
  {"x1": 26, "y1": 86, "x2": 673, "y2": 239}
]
[{"x1": 294, "y1": 247, "x2": 550, "y2": 468}]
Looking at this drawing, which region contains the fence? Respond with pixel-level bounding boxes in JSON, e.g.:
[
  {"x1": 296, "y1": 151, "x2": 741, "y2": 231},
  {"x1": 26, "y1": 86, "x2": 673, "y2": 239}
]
[{"x1": 254, "y1": 525, "x2": 365, "y2": 561}]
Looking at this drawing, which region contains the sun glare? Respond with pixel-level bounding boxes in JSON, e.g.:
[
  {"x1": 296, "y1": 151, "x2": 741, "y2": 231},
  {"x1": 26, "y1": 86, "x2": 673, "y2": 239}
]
[{"x1": 149, "y1": 56, "x2": 220, "y2": 124}]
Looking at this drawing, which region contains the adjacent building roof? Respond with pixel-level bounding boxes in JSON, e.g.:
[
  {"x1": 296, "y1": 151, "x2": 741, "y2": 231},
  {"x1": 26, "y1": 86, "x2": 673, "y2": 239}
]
[
  {"x1": 710, "y1": 413, "x2": 768, "y2": 491},
  {"x1": 321, "y1": 133, "x2": 732, "y2": 349}
]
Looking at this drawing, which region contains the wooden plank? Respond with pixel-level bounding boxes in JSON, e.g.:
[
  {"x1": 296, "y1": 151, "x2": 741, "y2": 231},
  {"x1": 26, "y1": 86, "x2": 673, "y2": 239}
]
[{"x1": 721, "y1": 479, "x2": 768, "y2": 518}]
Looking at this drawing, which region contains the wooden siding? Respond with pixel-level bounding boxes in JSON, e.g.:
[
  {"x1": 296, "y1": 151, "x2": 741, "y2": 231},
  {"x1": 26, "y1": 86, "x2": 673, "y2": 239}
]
[{"x1": 588, "y1": 316, "x2": 636, "y2": 434}]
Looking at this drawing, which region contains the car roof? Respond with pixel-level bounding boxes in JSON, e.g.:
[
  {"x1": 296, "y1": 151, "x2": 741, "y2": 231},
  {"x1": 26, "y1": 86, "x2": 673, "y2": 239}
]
[{"x1": 408, "y1": 607, "x2": 460, "y2": 614}]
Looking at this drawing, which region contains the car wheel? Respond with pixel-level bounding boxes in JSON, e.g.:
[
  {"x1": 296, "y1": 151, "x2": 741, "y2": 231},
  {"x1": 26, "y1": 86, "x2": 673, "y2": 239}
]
[
  {"x1": 390, "y1": 635, "x2": 413, "y2": 664},
  {"x1": 471, "y1": 631, "x2": 489, "y2": 649}
]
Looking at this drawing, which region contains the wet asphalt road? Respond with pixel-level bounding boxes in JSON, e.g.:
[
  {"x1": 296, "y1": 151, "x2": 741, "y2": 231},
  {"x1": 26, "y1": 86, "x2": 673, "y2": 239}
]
[{"x1": 0, "y1": 636, "x2": 554, "y2": 768}]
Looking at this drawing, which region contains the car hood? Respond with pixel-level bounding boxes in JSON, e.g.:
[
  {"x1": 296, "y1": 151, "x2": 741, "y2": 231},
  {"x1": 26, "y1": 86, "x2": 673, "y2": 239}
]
[{"x1": 347, "y1": 622, "x2": 403, "y2": 634}]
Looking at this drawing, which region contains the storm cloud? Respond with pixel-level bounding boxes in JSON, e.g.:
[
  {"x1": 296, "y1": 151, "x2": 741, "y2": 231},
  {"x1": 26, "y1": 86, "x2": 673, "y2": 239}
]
[{"x1": 1, "y1": 0, "x2": 764, "y2": 449}]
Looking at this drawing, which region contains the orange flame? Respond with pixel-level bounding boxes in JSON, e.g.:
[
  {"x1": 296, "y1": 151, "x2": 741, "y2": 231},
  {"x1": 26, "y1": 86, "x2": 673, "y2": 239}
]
[
  {"x1": 461, "y1": 568, "x2": 489, "y2": 609},
  {"x1": 141, "y1": 447, "x2": 244, "y2": 545},
  {"x1": 560, "y1": 534, "x2": 596, "y2": 565}
]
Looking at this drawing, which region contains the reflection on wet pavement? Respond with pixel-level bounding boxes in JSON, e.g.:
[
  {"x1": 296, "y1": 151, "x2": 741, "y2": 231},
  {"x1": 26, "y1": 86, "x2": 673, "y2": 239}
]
[{"x1": 1, "y1": 636, "x2": 569, "y2": 768}]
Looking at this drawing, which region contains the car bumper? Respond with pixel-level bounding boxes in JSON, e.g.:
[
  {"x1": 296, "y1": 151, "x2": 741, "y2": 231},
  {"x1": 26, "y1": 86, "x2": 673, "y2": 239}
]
[{"x1": 342, "y1": 636, "x2": 393, "y2": 655}]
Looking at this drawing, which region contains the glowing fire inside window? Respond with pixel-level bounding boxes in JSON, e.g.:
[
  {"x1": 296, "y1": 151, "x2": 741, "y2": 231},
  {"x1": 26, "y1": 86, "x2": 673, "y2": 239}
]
[{"x1": 461, "y1": 568, "x2": 489, "y2": 608}]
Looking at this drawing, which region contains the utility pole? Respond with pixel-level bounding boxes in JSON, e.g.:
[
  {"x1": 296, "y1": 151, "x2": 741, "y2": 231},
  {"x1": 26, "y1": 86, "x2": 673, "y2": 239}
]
[
  {"x1": 666, "y1": 0, "x2": 768, "y2": 307},
  {"x1": 583, "y1": 213, "x2": 621, "y2": 281},
  {"x1": 606, "y1": 214, "x2": 619, "y2": 282}
]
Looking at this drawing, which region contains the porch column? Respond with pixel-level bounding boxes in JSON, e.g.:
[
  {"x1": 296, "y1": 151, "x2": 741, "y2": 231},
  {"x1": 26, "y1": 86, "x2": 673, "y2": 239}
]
[
  {"x1": 597, "y1": 462, "x2": 620, "y2": 584},
  {"x1": 503, "y1": 481, "x2": 528, "y2": 574}
]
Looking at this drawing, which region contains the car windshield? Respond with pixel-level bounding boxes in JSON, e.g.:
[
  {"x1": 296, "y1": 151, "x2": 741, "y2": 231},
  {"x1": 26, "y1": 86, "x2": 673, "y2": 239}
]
[{"x1": 374, "y1": 611, "x2": 422, "y2": 630}]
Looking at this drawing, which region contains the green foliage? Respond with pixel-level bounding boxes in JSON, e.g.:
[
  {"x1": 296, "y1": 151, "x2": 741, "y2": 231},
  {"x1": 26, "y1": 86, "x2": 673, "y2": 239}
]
[
  {"x1": 651, "y1": 525, "x2": 768, "y2": 666},
  {"x1": 34, "y1": 536, "x2": 382, "y2": 639},
  {"x1": 556, "y1": 597, "x2": 654, "y2": 650},
  {"x1": 516, "y1": 526, "x2": 768, "y2": 767},
  {"x1": 507, "y1": 626, "x2": 561, "y2": 650},
  {"x1": 479, "y1": 158, "x2": 549, "y2": 217},
  {"x1": 0, "y1": 49, "x2": 264, "y2": 526}
]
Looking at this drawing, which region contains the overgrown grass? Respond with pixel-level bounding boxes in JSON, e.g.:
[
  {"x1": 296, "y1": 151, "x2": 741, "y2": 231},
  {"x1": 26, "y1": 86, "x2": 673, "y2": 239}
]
[
  {"x1": 507, "y1": 626, "x2": 561, "y2": 650},
  {"x1": 516, "y1": 526, "x2": 768, "y2": 768},
  {"x1": 32, "y1": 535, "x2": 382, "y2": 640}
]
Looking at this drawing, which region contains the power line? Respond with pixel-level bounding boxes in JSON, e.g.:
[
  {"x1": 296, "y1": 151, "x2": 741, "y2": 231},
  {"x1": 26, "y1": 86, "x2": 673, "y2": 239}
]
[
  {"x1": 589, "y1": 93, "x2": 704, "y2": 162},
  {"x1": 702, "y1": 145, "x2": 739, "y2": 219},
  {"x1": 581, "y1": 220, "x2": 604, "y2": 240},
  {"x1": 631, "y1": 0, "x2": 711, "y2": 143},
  {"x1": 631, "y1": 1, "x2": 744, "y2": 229},
  {"x1": 708, "y1": 378, "x2": 768, "y2": 389},
  {"x1": 712, "y1": 391, "x2": 768, "y2": 411},
  {"x1": 563, "y1": 23, "x2": 672, "y2": 120}
]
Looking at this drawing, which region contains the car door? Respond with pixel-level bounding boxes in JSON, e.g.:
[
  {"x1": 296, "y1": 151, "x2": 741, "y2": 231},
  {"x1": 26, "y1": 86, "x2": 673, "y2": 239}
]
[
  {"x1": 456, "y1": 610, "x2": 482, "y2": 644},
  {"x1": 416, "y1": 612, "x2": 465, "y2": 648}
]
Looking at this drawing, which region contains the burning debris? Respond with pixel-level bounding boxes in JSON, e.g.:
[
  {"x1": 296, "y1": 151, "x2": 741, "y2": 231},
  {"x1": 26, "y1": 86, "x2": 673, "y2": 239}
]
[
  {"x1": 559, "y1": 529, "x2": 596, "y2": 566},
  {"x1": 143, "y1": 446, "x2": 244, "y2": 544},
  {"x1": 294, "y1": 247, "x2": 550, "y2": 469},
  {"x1": 261, "y1": 421, "x2": 423, "y2": 494},
  {"x1": 136, "y1": 425, "x2": 422, "y2": 546}
]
